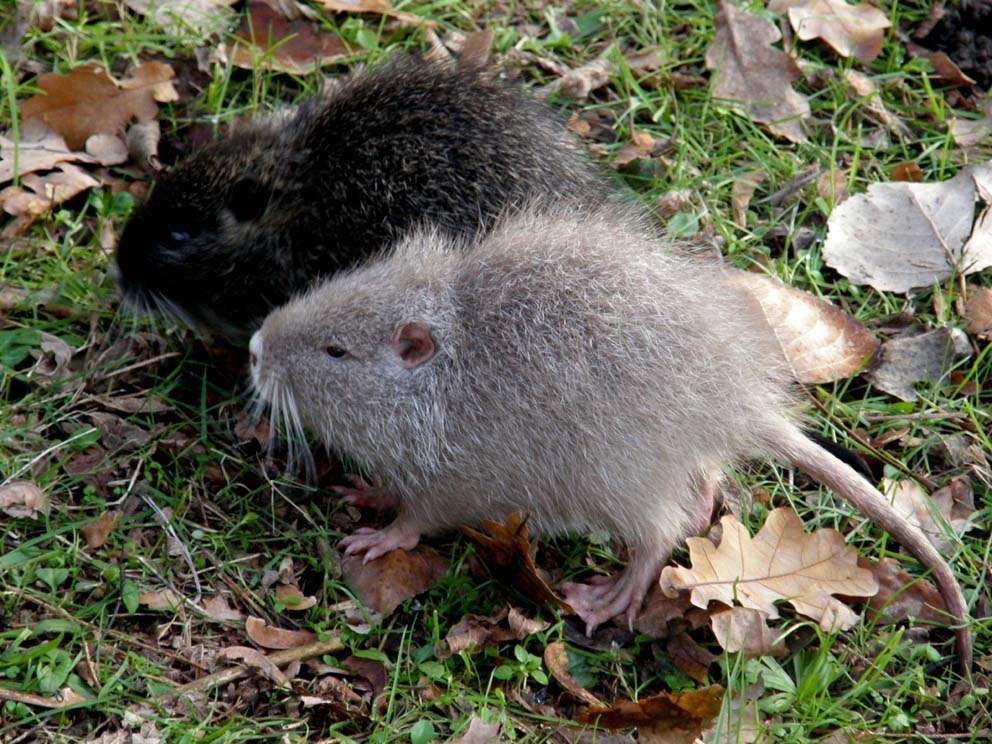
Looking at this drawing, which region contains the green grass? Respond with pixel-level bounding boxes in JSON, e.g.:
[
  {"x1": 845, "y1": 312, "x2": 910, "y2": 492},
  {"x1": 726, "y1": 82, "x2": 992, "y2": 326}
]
[{"x1": 1, "y1": 0, "x2": 990, "y2": 741}]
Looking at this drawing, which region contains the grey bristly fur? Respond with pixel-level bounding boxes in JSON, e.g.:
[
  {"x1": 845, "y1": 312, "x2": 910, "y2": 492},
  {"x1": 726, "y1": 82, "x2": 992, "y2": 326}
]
[
  {"x1": 249, "y1": 203, "x2": 971, "y2": 670},
  {"x1": 113, "y1": 55, "x2": 612, "y2": 345}
]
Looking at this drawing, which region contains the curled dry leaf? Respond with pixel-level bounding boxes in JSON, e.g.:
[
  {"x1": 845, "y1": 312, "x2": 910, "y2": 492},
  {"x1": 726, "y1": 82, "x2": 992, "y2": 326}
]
[
  {"x1": 124, "y1": 0, "x2": 237, "y2": 35},
  {"x1": 666, "y1": 632, "x2": 717, "y2": 683},
  {"x1": 245, "y1": 616, "x2": 317, "y2": 649},
  {"x1": 729, "y1": 270, "x2": 879, "y2": 384},
  {"x1": 458, "y1": 27, "x2": 495, "y2": 67},
  {"x1": 341, "y1": 544, "x2": 448, "y2": 617},
  {"x1": 80, "y1": 511, "x2": 120, "y2": 549},
  {"x1": 221, "y1": 1, "x2": 347, "y2": 75},
  {"x1": 709, "y1": 607, "x2": 788, "y2": 658},
  {"x1": 891, "y1": 161, "x2": 924, "y2": 183},
  {"x1": 730, "y1": 170, "x2": 765, "y2": 226},
  {"x1": 706, "y1": 2, "x2": 810, "y2": 143},
  {"x1": 450, "y1": 716, "x2": 503, "y2": 744},
  {"x1": 217, "y1": 645, "x2": 290, "y2": 688},
  {"x1": 951, "y1": 101, "x2": 992, "y2": 148},
  {"x1": 438, "y1": 606, "x2": 547, "y2": 658},
  {"x1": 816, "y1": 168, "x2": 850, "y2": 205},
  {"x1": 964, "y1": 285, "x2": 992, "y2": 338},
  {"x1": 0, "y1": 480, "x2": 47, "y2": 519},
  {"x1": 823, "y1": 162, "x2": 992, "y2": 292},
  {"x1": 769, "y1": 0, "x2": 891, "y2": 63},
  {"x1": 462, "y1": 512, "x2": 573, "y2": 613},
  {"x1": 1, "y1": 163, "x2": 100, "y2": 236},
  {"x1": 0, "y1": 122, "x2": 97, "y2": 185},
  {"x1": 660, "y1": 509, "x2": 878, "y2": 633},
  {"x1": 882, "y1": 477, "x2": 975, "y2": 555},
  {"x1": 125, "y1": 121, "x2": 162, "y2": 173},
  {"x1": 576, "y1": 685, "x2": 725, "y2": 740},
  {"x1": 21, "y1": 62, "x2": 178, "y2": 150},
  {"x1": 275, "y1": 583, "x2": 318, "y2": 611},
  {"x1": 548, "y1": 55, "x2": 615, "y2": 100},
  {"x1": 544, "y1": 642, "x2": 602, "y2": 706},
  {"x1": 843, "y1": 70, "x2": 906, "y2": 137},
  {"x1": 864, "y1": 326, "x2": 971, "y2": 402}
]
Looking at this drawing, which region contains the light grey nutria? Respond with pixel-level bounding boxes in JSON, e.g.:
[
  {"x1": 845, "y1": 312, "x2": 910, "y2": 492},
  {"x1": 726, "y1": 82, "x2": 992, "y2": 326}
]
[
  {"x1": 248, "y1": 204, "x2": 971, "y2": 669},
  {"x1": 113, "y1": 55, "x2": 610, "y2": 344}
]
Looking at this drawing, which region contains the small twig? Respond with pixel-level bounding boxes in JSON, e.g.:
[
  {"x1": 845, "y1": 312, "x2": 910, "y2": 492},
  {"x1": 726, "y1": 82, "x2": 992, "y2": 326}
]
[
  {"x1": 862, "y1": 412, "x2": 970, "y2": 422},
  {"x1": 98, "y1": 351, "x2": 183, "y2": 380},
  {"x1": 156, "y1": 635, "x2": 344, "y2": 702}
]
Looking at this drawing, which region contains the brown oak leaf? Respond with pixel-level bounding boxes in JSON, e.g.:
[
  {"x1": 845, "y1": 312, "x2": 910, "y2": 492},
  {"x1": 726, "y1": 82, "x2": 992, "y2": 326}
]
[
  {"x1": 706, "y1": 2, "x2": 810, "y2": 143},
  {"x1": 769, "y1": 0, "x2": 891, "y2": 63},
  {"x1": 21, "y1": 62, "x2": 177, "y2": 150},
  {"x1": 660, "y1": 509, "x2": 878, "y2": 632},
  {"x1": 730, "y1": 270, "x2": 879, "y2": 384}
]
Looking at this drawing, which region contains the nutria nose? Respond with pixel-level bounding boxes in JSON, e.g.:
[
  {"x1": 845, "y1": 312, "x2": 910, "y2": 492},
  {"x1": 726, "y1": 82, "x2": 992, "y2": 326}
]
[{"x1": 248, "y1": 332, "x2": 262, "y2": 367}]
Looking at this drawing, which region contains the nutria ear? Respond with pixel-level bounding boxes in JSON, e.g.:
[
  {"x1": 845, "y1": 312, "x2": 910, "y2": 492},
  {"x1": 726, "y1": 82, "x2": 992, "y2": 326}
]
[
  {"x1": 392, "y1": 322, "x2": 436, "y2": 368},
  {"x1": 228, "y1": 176, "x2": 271, "y2": 222}
]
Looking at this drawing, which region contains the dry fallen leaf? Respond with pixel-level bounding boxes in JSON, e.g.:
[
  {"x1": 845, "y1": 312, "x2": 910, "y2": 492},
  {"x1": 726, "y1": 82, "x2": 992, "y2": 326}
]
[
  {"x1": 462, "y1": 512, "x2": 573, "y2": 613},
  {"x1": 706, "y1": 2, "x2": 810, "y2": 143},
  {"x1": 245, "y1": 616, "x2": 317, "y2": 649},
  {"x1": 710, "y1": 607, "x2": 788, "y2": 658},
  {"x1": 458, "y1": 27, "x2": 495, "y2": 67},
  {"x1": 0, "y1": 123, "x2": 96, "y2": 185},
  {"x1": 549, "y1": 55, "x2": 615, "y2": 100},
  {"x1": 1, "y1": 163, "x2": 100, "y2": 236},
  {"x1": 964, "y1": 285, "x2": 992, "y2": 338},
  {"x1": 576, "y1": 685, "x2": 725, "y2": 741},
  {"x1": 730, "y1": 270, "x2": 879, "y2": 384},
  {"x1": 275, "y1": 583, "x2": 318, "y2": 611},
  {"x1": 857, "y1": 556, "x2": 948, "y2": 625},
  {"x1": 823, "y1": 163, "x2": 992, "y2": 292},
  {"x1": 661, "y1": 509, "x2": 878, "y2": 632},
  {"x1": 124, "y1": 0, "x2": 237, "y2": 35},
  {"x1": 890, "y1": 161, "x2": 924, "y2": 182},
  {"x1": 21, "y1": 62, "x2": 178, "y2": 150},
  {"x1": 545, "y1": 642, "x2": 602, "y2": 706},
  {"x1": 84, "y1": 133, "x2": 129, "y2": 166},
  {"x1": 769, "y1": 0, "x2": 891, "y2": 62},
  {"x1": 200, "y1": 594, "x2": 245, "y2": 622},
  {"x1": 864, "y1": 326, "x2": 971, "y2": 402},
  {"x1": 217, "y1": 646, "x2": 290, "y2": 688},
  {"x1": 951, "y1": 101, "x2": 992, "y2": 148},
  {"x1": 882, "y1": 477, "x2": 975, "y2": 555},
  {"x1": 341, "y1": 545, "x2": 448, "y2": 617},
  {"x1": 0, "y1": 480, "x2": 48, "y2": 519},
  {"x1": 80, "y1": 511, "x2": 120, "y2": 549},
  {"x1": 221, "y1": 1, "x2": 348, "y2": 74},
  {"x1": 731, "y1": 171, "x2": 765, "y2": 226},
  {"x1": 450, "y1": 716, "x2": 503, "y2": 744},
  {"x1": 438, "y1": 606, "x2": 548, "y2": 658},
  {"x1": 666, "y1": 632, "x2": 718, "y2": 683},
  {"x1": 139, "y1": 587, "x2": 184, "y2": 610}
]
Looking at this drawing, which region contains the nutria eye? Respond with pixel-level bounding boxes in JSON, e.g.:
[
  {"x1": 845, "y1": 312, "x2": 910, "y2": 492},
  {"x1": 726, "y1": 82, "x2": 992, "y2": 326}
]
[
  {"x1": 326, "y1": 345, "x2": 348, "y2": 358},
  {"x1": 169, "y1": 231, "x2": 190, "y2": 242}
]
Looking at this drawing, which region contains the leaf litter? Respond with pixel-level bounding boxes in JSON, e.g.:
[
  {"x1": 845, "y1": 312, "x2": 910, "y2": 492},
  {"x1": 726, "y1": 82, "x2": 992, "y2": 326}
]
[
  {"x1": 706, "y1": 1, "x2": 810, "y2": 143},
  {"x1": 823, "y1": 162, "x2": 992, "y2": 292},
  {"x1": 3, "y1": 0, "x2": 991, "y2": 738}
]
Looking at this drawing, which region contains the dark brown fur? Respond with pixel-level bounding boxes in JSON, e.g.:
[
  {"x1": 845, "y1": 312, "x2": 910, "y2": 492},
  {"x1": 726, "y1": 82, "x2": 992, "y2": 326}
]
[{"x1": 114, "y1": 56, "x2": 610, "y2": 343}]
